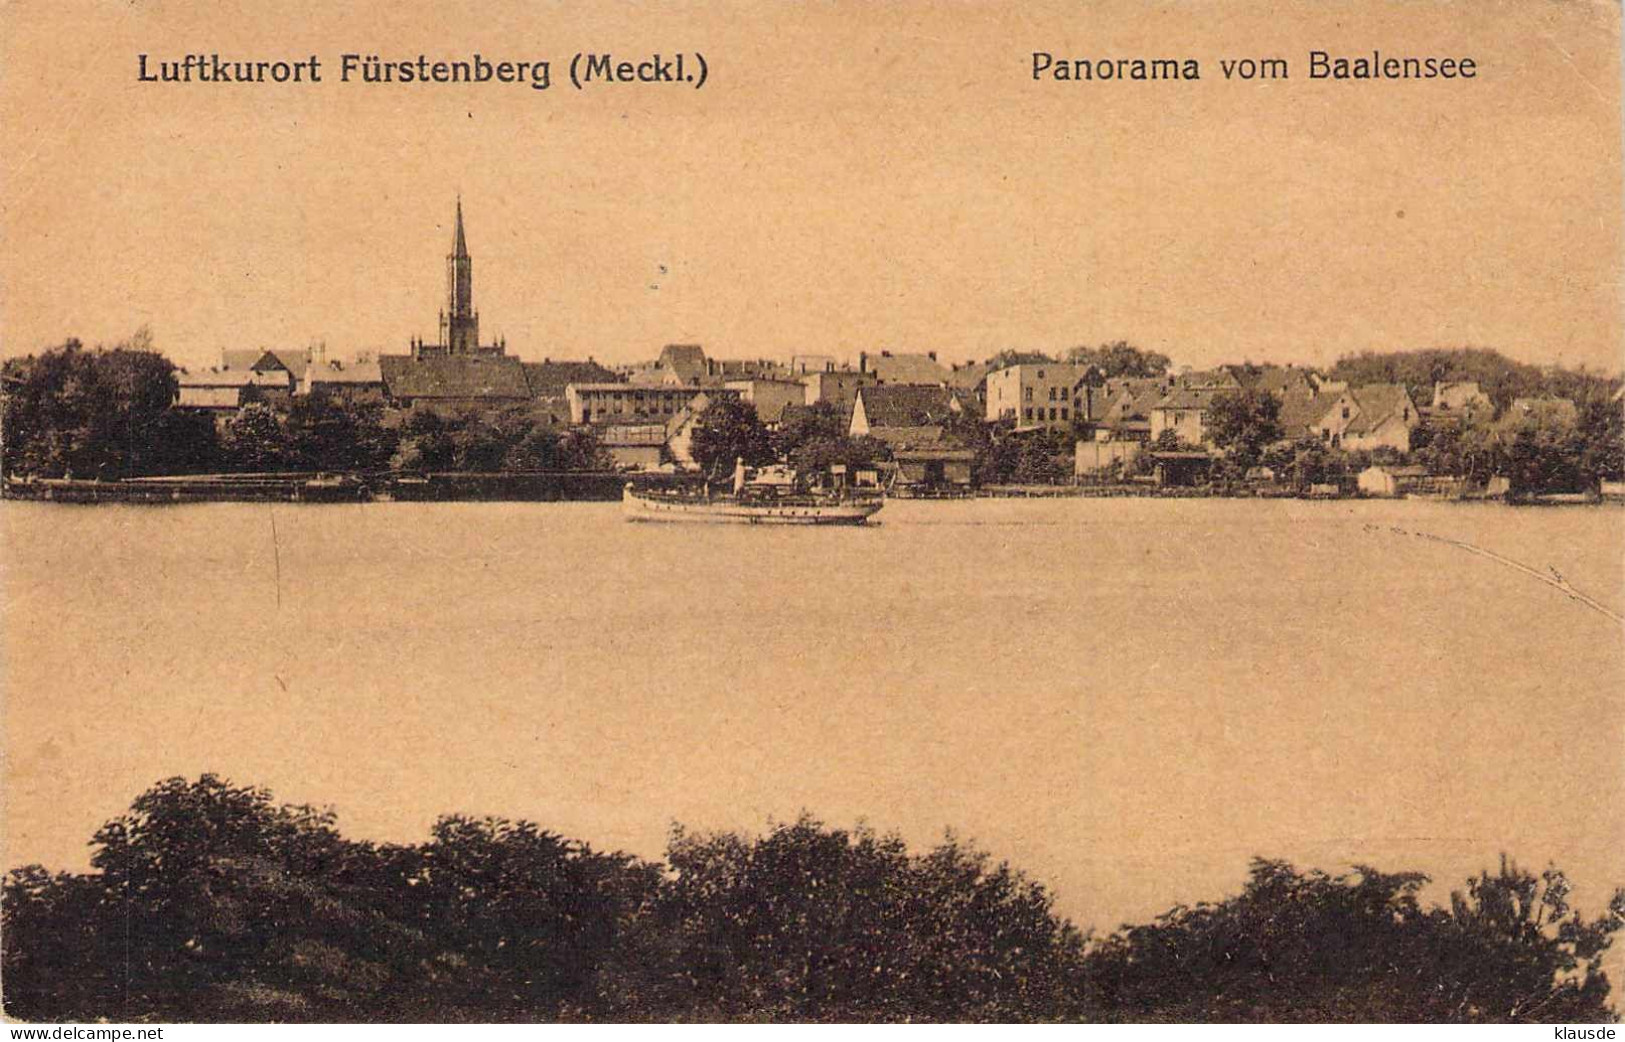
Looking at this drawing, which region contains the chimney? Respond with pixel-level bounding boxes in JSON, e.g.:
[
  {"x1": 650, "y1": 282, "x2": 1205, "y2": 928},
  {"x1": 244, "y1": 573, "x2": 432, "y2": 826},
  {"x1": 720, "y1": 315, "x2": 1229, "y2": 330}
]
[
  {"x1": 859, "y1": 351, "x2": 869, "y2": 373},
  {"x1": 928, "y1": 351, "x2": 937, "y2": 361}
]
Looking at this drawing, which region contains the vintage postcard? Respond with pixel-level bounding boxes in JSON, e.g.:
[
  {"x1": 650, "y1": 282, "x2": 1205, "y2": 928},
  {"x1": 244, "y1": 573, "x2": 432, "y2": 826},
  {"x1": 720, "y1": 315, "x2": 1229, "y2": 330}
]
[{"x1": 2, "y1": 0, "x2": 1622, "y2": 1027}]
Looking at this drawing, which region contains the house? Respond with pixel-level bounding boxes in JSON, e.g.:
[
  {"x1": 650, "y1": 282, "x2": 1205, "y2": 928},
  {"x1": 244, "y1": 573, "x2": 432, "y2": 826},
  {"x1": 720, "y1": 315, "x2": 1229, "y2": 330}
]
[
  {"x1": 1357, "y1": 464, "x2": 1431, "y2": 498},
  {"x1": 627, "y1": 344, "x2": 713, "y2": 387},
  {"x1": 565, "y1": 383, "x2": 738, "y2": 426},
  {"x1": 948, "y1": 359, "x2": 1002, "y2": 406},
  {"x1": 598, "y1": 423, "x2": 668, "y2": 471},
  {"x1": 1342, "y1": 384, "x2": 1420, "y2": 452},
  {"x1": 175, "y1": 368, "x2": 293, "y2": 414},
  {"x1": 1092, "y1": 378, "x2": 1172, "y2": 442},
  {"x1": 1277, "y1": 387, "x2": 1339, "y2": 443},
  {"x1": 1075, "y1": 440, "x2": 1142, "y2": 480},
  {"x1": 302, "y1": 359, "x2": 385, "y2": 404},
  {"x1": 1149, "y1": 386, "x2": 1220, "y2": 446},
  {"x1": 1241, "y1": 365, "x2": 1315, "y2": 398},
  {"x1": 521, "y1": 359, "x2": 619, "y2": 398},
  {"x1": 725, "y1": 377, "x2": 807, "y2": 429},
  {"x1": 984, "y1": 363, "x2": 1103, "y2": 430},
  {"x1": 378, "y1": 354, "x2": 531, "y2": 411},
  {"x1": 790, "y1": 354, "x2": 839, "y2": 375},
  {"x1": 220, "y1": 347, "x2": 312, "y2": 382},
  {"x1": 849, "y1": 385, "x2": 968, "y2": 437},
  {"x1": 802, "y1": 368, "x2": 877, "y2": 408},
  {"x1": 1425, "y1": 380, "x2": 1494, "y2": 429},
  {"x1": 862, "y1": 425, "x2": 974, "y2": 489},
  {"x1": 858, "y1": 350, "x2": 951, "y2": 386},
  {"x1": 1172, "y1": 367, "x2": 1243, "y2": 391},
  {"x1": 1149, "y1": 450, "x2": 1213, "y2": 487}
]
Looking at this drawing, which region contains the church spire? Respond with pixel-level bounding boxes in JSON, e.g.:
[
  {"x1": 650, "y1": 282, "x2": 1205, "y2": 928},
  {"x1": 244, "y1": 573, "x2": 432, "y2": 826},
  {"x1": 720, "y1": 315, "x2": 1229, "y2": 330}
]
[
  {"x1": 442, "y1": 197, "x2": 478, "y2": 354},
  {"x1": 452, "y1": 195, "x2": 468, "y2": 258}
]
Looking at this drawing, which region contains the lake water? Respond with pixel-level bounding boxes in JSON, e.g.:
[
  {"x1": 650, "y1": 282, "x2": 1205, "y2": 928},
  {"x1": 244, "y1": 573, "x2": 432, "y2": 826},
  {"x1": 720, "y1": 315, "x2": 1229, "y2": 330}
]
[{"x1": 4, "y1": 497, "x2": 1622, "y2": 936}]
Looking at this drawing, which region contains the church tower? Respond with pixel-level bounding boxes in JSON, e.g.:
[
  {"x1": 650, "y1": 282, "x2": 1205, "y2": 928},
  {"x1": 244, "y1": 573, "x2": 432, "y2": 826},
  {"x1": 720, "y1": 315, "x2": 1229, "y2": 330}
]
[{"x1": 439, "y1": 198, "x2": 480, "y2": 355}]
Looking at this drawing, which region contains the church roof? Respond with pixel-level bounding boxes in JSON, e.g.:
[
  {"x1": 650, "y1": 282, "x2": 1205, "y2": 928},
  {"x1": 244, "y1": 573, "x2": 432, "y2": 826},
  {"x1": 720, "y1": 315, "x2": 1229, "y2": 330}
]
[{"x1": 378, "y1": 354, "x2": 530, "y2": 400}]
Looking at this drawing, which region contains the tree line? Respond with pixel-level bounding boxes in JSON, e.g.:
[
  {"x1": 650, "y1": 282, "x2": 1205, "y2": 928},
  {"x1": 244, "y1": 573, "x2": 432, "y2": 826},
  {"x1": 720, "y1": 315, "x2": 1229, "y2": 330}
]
[
  {"x1": 4, "y1": 775, "x2": 1621, "y2": 1023},
  {"x1": 0, "y1": 339, "x2": 612, "y2": 479},
  {"x1": 1194, "y1": 382, "x2": 1624, "y2": 495}
]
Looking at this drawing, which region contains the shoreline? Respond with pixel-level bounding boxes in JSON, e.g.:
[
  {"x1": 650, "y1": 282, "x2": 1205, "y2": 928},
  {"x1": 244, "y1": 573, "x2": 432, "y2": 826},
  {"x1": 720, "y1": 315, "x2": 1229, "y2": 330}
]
[{"x1": 3, "y1": 473, "x2": 1614, "y2": 506}]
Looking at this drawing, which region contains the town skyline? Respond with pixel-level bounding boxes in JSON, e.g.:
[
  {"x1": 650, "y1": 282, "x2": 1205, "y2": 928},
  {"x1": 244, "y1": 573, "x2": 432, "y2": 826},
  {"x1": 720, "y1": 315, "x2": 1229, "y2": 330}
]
[{"x1": 6, "y1": 190, "x2": 1620, "y2": 380}]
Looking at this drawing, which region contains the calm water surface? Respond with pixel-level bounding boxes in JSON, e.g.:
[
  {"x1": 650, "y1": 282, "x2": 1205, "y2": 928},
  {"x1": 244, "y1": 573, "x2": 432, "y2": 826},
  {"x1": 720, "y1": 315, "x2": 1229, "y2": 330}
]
[{"x1": 4, "y1": 498, "x2": 1622, "y2": 933}]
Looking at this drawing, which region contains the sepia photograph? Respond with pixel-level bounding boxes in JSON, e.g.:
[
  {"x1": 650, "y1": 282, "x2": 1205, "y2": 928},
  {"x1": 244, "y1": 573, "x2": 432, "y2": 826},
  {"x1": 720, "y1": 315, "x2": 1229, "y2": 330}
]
[{"x1": 2, "y1": 0, "x2": 1623, "y2": 1027}]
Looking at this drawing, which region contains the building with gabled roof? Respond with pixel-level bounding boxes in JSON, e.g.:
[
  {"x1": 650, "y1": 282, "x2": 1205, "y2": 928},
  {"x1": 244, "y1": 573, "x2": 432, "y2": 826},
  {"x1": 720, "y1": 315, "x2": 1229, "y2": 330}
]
[
  {"x1": 1149, "y1": 386, "x2": 1223, "y2": 446},
  {"x1": 303, "y1": 358, "x2": 385, "y2": 403},
  {"x1": 1241, "y1": 365, "x2": 1315, "y2": 398},
  {"x1": 1276, "y1": 387, "x2": 1340, "y2": 442},
  {"x1": 521, "y1": 359, "x2": 619, "y2": 397},
  {"x1": 858, "y1": 350, "x2": 952, "y2": 387},
  {"x1": 175, "y1": 367, "x2": 294, "y2": 414},
  {"x1": 1343, "y1": 383, "x2": 1420, "y2": 451},
  {"x1": 850, "y1": 385, "x2": 968, "y2": 436},
  {"x1": 656, "y1": 344, "x2": 710, "y2": 386}
]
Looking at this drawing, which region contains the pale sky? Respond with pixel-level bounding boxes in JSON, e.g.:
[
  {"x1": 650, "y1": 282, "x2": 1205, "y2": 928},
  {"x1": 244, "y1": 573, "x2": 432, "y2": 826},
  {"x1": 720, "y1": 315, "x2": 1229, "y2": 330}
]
[{"x1": 2, "y1": 0, "x2": 1621, "y2": 374}]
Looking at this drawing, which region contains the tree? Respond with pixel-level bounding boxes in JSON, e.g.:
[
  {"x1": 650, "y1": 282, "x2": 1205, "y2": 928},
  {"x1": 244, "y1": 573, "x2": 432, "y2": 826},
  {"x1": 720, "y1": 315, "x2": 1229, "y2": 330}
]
[
  {"x1": 686, "y1": 398, "x2": 775, "y2": 476},
  {"x1": 221, "y1": 403, "x2": 291, "y2": 472},
  {"x1": 1205, "y1": 389, "x2": 1283, "y2": 468},
  {"x1": 284, "y1": 395, "x2": 396, "y2": 472},
  {"x1": 391, "y1": 410, "x2": 457, "y2": 472},
  {"x1": 772, "y1": 401, "x2": 848, "y2": 459},
  {"x1": 0, "y1": 334, "x2": 181, "y2": 479},
  {"x1": 1082, "y1": 856, "x2": 1624, "y2": 1023},
  {"x1": 5, "y1": 777, "x2": 1623, "y2": 1023},
  {"x1": 983, "y1": 349, "x2": 1058, "y2": 369},
  {"x1": 1064, "y1": 341, "x2": 1171, "y2": 378},
  {"x1": 605, "y1": 816, "x2": 1088, "y2": 1022}
]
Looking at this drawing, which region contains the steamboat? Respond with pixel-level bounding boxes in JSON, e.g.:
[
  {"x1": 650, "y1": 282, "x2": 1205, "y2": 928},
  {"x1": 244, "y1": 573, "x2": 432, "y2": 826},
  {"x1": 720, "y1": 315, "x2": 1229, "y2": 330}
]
[{"x1": 622, "y1": 459, "x2": 884, "y2": 526}]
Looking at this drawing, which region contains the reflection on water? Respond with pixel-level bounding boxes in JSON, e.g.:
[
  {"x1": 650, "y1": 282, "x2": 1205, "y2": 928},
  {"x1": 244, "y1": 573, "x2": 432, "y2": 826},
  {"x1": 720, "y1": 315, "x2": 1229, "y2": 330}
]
[{"x1": 3, "y1": 498, "x2": 1622, "y2": 933}]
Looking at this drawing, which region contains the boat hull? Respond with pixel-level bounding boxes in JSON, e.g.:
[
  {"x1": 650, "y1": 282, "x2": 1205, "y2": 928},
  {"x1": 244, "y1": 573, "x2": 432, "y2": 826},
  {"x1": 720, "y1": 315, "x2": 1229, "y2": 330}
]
[{"x1": 622, "y1": 486, "x2": 882, "y2": 525}]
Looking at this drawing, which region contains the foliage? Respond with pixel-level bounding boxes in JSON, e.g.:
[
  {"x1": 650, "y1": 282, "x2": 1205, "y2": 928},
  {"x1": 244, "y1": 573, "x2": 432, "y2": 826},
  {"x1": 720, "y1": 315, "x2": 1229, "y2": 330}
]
[
  {"x1": 387, "y1": 408, "x2": 608, "y2": 474},
  {"x1": 604, "y1": 817, "x2": 1088, "y2": 1022},
  {"x1": 975, "y1": 427, "x2": 1072, "y2": 485},
  {"x1": 985, "y1": 349, "x2": 1057, "y2": 369},
  {"x1": 284, "y1": 395, "x2": 397, "y2": 472},
  {"x1": 1085, "y1": 856, "x2": 1624, "y2": 1023},
  {"x1": 1260, "y1": 437, "x2": 1346, "y2": 489},
  {"x1": 686, "y1": 398, "x2": 775, "y2": 476},
  {"x1": 1205, "y1": 389, "x2": 1283, "y2": 467},
  {"x1": 4, "y1": 777, "x2": 1622, "y2": 1023},
  {"x1": 2, "y1": 776, "x2": 656, "y2": 1022},
  {"x1": 771, "y1": 401, "x2": 887, "y2": 476},
  {"x1": 772, "y1": 401, "x2": 847, "y2": 457},
  {"x1": 1064, "y1": 341, "x2": 1172, "y2": 378},
  {"x1": 1327, "y1": 347, "x2": 1614, "y2": 413},
  {"x1": 1, "y1": 334, "x2": 183, "y2": 479},
  {"x1": 221, "y1": 403, "x2": 292, "y2": 472}
]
